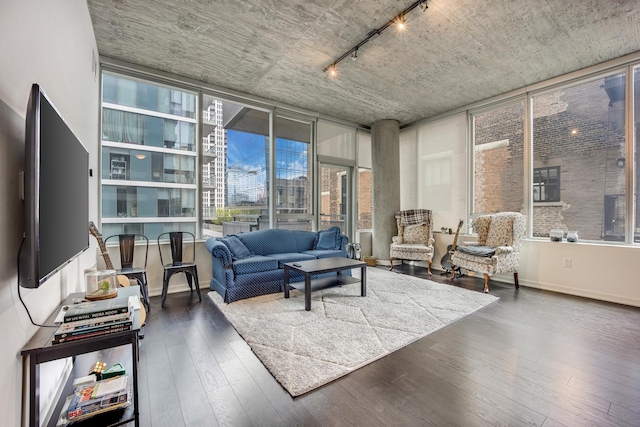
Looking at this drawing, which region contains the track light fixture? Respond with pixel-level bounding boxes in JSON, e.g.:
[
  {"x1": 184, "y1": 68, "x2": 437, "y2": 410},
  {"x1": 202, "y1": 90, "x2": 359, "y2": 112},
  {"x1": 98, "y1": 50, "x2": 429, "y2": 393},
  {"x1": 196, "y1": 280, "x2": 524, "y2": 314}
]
[{"x1": 323, "y1": 0, "x2": 428, "y2": 75}]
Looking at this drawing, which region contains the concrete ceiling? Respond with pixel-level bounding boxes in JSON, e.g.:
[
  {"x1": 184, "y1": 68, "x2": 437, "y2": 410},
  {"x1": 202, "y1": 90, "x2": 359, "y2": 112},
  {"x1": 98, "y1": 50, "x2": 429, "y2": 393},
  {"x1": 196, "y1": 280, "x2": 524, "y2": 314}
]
[{"x1": 86, "y1": 0, "x2": 640, "y2": 127}]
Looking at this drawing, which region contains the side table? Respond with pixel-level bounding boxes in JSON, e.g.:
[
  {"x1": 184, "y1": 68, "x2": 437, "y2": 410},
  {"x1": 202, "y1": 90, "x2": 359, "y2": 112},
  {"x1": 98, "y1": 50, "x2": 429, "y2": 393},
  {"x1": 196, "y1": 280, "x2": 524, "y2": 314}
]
[{"x1": 21, "y1": 286, "x2": 142, "y2": 427}]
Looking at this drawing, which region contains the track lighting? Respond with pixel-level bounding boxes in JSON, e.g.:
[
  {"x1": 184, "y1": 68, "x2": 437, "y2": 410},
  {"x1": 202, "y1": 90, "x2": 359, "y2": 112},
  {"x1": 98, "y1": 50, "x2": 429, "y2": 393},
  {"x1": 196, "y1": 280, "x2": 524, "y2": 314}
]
[{"x1": 323, "y1": 0, "x2": 428, "y2": 75}]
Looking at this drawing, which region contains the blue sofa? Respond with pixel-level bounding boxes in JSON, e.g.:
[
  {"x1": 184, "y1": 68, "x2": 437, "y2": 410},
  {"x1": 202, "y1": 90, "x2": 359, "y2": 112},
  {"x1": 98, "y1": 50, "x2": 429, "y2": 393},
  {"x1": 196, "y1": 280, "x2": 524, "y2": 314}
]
[{"x1": 205, "y1": 228, "x2": 349, "y2": 303}]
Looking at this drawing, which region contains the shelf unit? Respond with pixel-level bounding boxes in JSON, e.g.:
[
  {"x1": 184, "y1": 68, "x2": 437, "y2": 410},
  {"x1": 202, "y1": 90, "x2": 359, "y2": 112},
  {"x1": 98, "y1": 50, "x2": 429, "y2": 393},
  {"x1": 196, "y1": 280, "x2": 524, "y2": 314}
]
[{"x1": 21, "y1": 286, "x2": 142, "y2": 427}]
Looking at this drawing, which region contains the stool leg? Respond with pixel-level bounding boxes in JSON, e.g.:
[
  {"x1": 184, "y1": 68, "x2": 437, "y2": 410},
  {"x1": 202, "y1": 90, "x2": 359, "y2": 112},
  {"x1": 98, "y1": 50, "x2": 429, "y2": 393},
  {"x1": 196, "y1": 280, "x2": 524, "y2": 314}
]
[
  {"x1": 193, "y1": 268, "x2": 202, "y2": 302},
  {"x1": 161, "y1": 270, "x2": 170, "y2": 308}
]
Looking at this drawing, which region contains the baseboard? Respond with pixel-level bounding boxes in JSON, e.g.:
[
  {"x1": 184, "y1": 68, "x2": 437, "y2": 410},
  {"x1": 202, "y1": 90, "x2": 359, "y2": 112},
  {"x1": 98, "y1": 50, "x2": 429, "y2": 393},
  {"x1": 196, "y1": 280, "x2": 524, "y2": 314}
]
[
  {"x1": 516, "y1": 279, "x2": 640, "y2": 308},
  {"x1": 148, "y1": 281, "x2": 207, "y2": 297}
]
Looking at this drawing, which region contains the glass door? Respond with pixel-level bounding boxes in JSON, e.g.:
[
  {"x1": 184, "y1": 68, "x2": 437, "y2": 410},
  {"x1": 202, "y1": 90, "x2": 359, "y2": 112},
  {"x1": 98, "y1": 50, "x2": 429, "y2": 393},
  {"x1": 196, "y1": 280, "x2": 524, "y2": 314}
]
[{"x1": 319, "y1": 164, "x2": 351, "y2": 235}]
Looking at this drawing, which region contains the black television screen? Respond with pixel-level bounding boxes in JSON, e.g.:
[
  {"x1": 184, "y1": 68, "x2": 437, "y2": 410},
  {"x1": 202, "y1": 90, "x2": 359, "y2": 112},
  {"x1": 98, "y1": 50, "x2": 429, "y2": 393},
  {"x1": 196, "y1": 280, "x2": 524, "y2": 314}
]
[{"x1": 19, "y1": 84, "x2": 89, "y2": 288}]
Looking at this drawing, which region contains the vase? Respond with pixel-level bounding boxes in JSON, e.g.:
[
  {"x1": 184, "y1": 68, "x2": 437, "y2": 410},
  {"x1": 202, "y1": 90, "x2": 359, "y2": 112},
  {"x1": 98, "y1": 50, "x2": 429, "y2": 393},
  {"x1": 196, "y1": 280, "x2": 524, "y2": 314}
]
[{"x1": 567, "y1": 231, "x2": 578, "y2": 243}]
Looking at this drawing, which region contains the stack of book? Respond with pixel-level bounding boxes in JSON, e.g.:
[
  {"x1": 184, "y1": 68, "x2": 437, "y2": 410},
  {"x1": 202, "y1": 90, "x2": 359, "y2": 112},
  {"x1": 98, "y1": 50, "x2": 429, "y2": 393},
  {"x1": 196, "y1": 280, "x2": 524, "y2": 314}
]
[
  {"x1": 57, "y1": 375, "x2": 131, "y2": 425},
  {"x1": 52, "y1": 297, "x2": 133, "y2": 345}
]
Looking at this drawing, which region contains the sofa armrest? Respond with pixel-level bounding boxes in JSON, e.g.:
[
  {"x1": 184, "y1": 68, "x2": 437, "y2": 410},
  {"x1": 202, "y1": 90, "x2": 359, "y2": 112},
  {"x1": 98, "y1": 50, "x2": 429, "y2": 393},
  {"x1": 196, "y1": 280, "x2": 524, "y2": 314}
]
[
  {"x1": 205, "y1": 238, "x2": 233, "y2": 268},
  {"x1": 339, "y1": 234, "x2": 349, "y2": 251}
]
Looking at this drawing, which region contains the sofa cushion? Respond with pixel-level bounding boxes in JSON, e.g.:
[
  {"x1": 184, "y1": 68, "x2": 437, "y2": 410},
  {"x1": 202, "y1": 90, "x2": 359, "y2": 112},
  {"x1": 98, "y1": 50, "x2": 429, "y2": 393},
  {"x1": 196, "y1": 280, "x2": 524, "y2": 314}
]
[
  {"x1": 232, "y1": 255, "x2": 279, "y2": 275},
  {"x1": 301, "y1": 249, "x2": 347, "y2": 259},
  {"x1": 314, "y1": 226, "x2": 341, "y2": 250},
  {"x1": 237, "y1": 229, "x2": 299, "y2": 255},
  {"x1": 266, "y1": 252, "x2": 316, "y2": 268},
  {"x1": 221, "y1": 236, "x2": 252, "y2": 260},
  {"x1": 291, "y1": 230, "x2": 317, "y2": 252},
  {"x1": 403, "y1": 223, "x2": 428, "y2": 244}
]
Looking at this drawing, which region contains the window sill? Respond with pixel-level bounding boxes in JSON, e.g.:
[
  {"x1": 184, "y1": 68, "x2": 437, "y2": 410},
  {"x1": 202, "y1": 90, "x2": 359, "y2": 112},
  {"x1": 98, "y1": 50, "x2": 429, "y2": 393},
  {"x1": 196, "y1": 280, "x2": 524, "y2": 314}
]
[{"x1": 533, "y1": 202, "x2": 563, "y2": 207}]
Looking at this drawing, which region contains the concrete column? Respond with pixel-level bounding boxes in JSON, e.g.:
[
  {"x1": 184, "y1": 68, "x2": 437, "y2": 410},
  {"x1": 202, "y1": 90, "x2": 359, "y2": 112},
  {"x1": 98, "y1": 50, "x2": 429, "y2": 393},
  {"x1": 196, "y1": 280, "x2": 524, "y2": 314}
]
[{"x1": 371, "y1": 119, "x2": 400, "y2": 265}]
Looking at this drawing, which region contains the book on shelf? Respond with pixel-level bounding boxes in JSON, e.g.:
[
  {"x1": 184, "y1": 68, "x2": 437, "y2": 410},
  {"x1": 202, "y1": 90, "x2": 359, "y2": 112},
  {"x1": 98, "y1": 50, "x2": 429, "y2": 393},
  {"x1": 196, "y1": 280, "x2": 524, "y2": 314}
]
[
  {"x1": 63, "y1": 297, "x2": 130, "y2": 323},
  {"x1": 57, "y1": 376, "x2": 130, "y2": 426},
  {"x1": 52, "y1": 323, "x2": 132, "y2": 345},
  {"x1": 59, "y1": 310, "x2": 132, "y2": 331},
  {"x1": 53, "y1": 318, "x2": 133, "y2": 340}
]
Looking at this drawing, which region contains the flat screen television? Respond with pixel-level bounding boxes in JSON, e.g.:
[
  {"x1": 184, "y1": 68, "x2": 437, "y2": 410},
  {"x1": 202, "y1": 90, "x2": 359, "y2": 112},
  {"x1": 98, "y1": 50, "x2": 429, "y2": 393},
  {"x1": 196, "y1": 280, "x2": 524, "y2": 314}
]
[{"x1": 19, "y1": 84, "x2": 89, "y2": 288}]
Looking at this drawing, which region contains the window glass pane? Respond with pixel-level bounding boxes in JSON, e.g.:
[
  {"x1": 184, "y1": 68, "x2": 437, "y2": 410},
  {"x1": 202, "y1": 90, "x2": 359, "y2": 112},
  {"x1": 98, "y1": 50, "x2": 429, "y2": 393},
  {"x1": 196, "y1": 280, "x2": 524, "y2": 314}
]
[
  {"x1": 103, "y1": 74, "x2": 117, "y2": 104},
  {"x1": 532, "y1": 73, "x2": 626, "y2": 241},
  {"x1": 101, "y1": 73, "x2": 198, "y2": 236},
  {"x1": 473, "y1": 102, "x2": 525, "y2": 216},
  {"x1": 144, "y1": 116, "x2": 163, "y2": 147},
  {"x1": 201, "y1": 94, "x2": 270, "y2": 237},
  {"x1": 318, "y1": 120, "x2": 356, "y2": 160},
  {"x1": 412, "y1": 112, "x2": 467, "y2": 231},
  {"x1": 357, "y1": 168, "x2": 372, "y2": 229},
  {"x1": 276, "y1": 117, "x2": 310, "y2": 215}
]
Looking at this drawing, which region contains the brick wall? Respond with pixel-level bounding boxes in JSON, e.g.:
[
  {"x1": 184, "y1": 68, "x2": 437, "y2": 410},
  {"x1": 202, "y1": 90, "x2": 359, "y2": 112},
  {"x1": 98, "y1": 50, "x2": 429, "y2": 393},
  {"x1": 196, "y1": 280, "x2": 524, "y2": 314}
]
[{"x1": 474, "y1": 75, "x2": 630, "y2": 240}]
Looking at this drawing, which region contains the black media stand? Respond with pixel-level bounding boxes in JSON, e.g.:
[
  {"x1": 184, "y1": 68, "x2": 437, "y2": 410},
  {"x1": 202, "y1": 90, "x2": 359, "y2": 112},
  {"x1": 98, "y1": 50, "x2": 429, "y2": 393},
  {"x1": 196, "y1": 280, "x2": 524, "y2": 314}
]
[{"x1": 21, "y1": 286, "x2": 142, "y2": 427}]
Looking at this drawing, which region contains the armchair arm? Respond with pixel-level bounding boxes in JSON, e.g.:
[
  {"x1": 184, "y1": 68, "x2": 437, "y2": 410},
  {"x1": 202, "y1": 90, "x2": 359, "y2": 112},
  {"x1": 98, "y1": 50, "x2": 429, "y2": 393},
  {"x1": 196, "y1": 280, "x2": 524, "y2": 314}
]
[
  {"x1": 494, "y1": 246, "x2": 515, "y2": 256},
  {"x1": 205, "y1": 238, "x2": 233, "y2": 268},
  {"x1": 428, "y1": 237, "x2": 435, "y2": 246}
]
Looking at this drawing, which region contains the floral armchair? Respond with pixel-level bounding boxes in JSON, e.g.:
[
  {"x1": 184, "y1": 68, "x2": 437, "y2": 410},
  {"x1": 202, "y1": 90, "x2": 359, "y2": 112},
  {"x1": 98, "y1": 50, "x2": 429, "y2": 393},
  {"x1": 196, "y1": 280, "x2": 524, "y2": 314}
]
[
  {"x1": 451, "y1": 212, "x2": 526, "y2": 293},
  {"x1": 390, "y1": 209, "x2": 435, "y2": 275}
]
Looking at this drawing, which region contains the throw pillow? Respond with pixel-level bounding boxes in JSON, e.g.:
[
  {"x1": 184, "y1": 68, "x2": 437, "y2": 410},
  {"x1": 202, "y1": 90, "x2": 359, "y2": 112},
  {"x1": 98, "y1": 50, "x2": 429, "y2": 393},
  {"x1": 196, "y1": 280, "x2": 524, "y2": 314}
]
[
  {"x1": 485, "y1": 215, "x2": 514, "y2": 247},
  {"x1": 314, "y1": 226, "x2": 341, "y2": 250},
  {"x1": 221, "y1": 236, "x2": 252, "y2": 260}
]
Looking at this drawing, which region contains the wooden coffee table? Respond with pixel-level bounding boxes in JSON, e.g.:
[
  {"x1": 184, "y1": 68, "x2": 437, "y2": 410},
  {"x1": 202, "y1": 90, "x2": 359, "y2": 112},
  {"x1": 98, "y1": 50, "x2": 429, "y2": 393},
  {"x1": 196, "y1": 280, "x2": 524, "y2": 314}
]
[{"x1": 284, "y1": 257, "x2": 367, "y2": 311}]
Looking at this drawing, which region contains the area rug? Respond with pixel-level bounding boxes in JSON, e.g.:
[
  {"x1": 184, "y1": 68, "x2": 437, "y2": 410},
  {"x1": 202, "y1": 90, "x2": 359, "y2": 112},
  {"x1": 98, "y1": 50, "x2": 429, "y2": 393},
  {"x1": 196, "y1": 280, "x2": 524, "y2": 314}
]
[{"x1": 208, "y1": 268, "x2": 498, "y2": 396}]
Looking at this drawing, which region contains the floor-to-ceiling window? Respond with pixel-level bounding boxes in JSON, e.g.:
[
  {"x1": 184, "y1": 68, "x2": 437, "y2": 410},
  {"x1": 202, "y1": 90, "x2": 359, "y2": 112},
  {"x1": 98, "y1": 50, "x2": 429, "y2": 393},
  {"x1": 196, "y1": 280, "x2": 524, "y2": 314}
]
[
  {"x1": 531, "y1": 72, "x2": 627, "y2": 241},
  {"x1": 101, "y1": 72, "x2": 197, "y2": 240},
  {"x1": 471, "y1": 101, "x2": 525, "y2": 218}
]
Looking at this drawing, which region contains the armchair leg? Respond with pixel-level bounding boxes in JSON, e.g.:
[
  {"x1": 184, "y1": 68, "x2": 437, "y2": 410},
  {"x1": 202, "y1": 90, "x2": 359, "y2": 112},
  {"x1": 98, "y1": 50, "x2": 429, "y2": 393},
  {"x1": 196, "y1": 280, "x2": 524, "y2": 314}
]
[
  {"x1": 514, "y1": 272, "x2": 519, "y2": 289},
  {"x1": 483, "y1": 274, "x2": 490, "y2": 293},
  {"x1": 427, "y1": 260, "x2": 432, "y2": 277},
  {"x1": 451, "y1": 266, "x2": 456, "y2": 280},
  {"x1": 389, "y1": 258, "x2": 394, "y2": 271}
]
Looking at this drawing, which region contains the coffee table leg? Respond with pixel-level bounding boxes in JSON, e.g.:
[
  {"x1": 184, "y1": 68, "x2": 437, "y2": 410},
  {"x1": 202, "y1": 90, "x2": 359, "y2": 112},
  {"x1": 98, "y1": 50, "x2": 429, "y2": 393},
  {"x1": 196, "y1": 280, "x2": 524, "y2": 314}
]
[
  {"x1": 361, "y1": 266, "x2": 366, "y2": 296},
  {"x1": 305, "y1": 273, "x2": 311, "y2": 311},
  {"x1": 284, "y1": 267, "x2": 290, "y2": 298}
]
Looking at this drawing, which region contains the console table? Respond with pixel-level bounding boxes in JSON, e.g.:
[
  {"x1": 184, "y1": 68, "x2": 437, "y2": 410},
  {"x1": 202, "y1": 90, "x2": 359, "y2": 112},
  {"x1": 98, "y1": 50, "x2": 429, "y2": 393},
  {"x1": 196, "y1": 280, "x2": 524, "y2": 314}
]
[{"x1": 21, "y1": 286, "x2": 142, "y2": 427}]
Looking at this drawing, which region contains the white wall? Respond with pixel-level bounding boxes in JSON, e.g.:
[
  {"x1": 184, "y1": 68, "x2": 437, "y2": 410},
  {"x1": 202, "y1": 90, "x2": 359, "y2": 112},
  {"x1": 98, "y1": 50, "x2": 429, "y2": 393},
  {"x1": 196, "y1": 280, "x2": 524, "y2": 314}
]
[{"x1": 0, "y1": 1, "x2": 99, "y2": 426}]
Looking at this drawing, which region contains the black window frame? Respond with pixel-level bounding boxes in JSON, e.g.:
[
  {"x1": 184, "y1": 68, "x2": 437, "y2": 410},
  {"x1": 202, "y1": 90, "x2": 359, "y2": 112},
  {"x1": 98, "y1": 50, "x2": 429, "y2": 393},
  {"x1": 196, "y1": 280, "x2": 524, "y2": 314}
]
[{"x1": 533, "y1": 166, "x2": 560, "y2": 202}]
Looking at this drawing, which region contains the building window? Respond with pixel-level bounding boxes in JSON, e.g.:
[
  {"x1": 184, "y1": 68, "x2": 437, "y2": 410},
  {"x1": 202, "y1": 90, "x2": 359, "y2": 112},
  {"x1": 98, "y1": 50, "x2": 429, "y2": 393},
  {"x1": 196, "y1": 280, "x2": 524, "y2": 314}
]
[{"x1": 533, "y1": 166, "x2": 560, "y2": 202}]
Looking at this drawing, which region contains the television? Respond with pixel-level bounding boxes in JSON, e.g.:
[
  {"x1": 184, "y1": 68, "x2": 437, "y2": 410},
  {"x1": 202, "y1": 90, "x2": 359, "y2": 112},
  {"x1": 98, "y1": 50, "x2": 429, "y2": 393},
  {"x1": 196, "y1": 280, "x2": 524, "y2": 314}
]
[{"x1": 19, "y1": 84, "x2": 89, "y2": 288}]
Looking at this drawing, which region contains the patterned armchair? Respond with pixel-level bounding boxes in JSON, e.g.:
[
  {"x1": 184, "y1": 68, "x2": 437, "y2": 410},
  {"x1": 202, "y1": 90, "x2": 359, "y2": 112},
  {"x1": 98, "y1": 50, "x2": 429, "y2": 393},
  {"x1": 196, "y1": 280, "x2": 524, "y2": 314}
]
[
  {"x1": 390, "y1": 209, "x2": 435, "y2": 275},
  {"x1": 451, "y1": 212, "x2": 526, "y2": 293}
]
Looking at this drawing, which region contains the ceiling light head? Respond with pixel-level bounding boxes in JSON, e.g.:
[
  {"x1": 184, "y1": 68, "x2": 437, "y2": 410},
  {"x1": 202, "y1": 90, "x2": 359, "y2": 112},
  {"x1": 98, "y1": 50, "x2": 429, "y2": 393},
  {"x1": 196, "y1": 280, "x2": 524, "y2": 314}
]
[
  {"x1": 350, "y1": 50, "x2": 357, "y2": 61},
  {"x1": 327, "y1": 64, "x2": 337, "y2": 77},
  {"x1": 418, "y1": 1, "x2": 428, "y2": 12},
  {"x1": 396, "y1": 14, "x2": 406, "y2": 30}
]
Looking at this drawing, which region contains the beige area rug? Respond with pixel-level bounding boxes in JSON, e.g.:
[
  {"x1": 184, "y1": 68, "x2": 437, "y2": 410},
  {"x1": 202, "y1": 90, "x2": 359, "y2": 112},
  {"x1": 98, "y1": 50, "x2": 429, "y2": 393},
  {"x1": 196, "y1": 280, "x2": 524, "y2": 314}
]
[{"x1": 208, "y1": 267, "x2": 498, "y2": 396}]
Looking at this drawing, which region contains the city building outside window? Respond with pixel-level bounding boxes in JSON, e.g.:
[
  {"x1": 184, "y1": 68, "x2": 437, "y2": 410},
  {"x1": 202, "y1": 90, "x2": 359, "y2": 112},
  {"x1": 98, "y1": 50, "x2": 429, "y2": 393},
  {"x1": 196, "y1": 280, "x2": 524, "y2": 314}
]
[
  {"x1": 472, "y1": 102, "x2": 525, "y2": 216},
  {"x1": 101, "y1": 73, "x2": 197, "y2": 240}
]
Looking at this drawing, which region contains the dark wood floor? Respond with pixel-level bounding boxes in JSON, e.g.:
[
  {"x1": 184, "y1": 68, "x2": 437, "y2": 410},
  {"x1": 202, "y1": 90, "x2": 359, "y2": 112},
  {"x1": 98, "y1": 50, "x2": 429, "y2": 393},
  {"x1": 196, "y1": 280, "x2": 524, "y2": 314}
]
[{"x1": 131, "y1": 266, "x2": 640, "y2": 427}]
